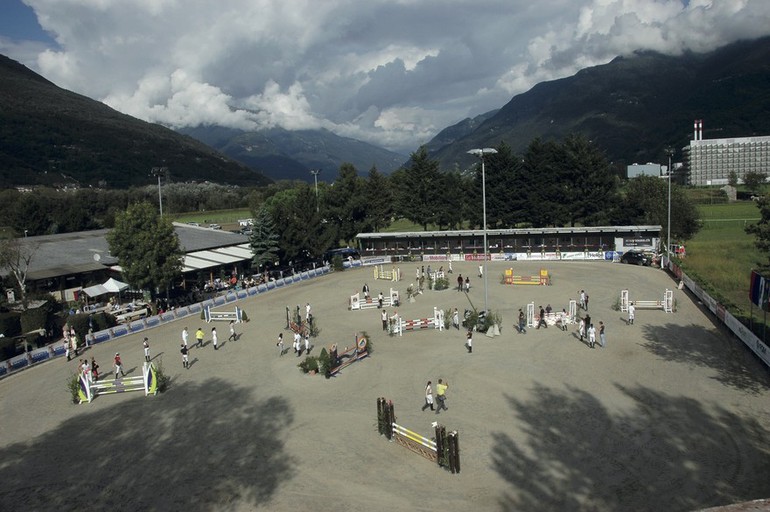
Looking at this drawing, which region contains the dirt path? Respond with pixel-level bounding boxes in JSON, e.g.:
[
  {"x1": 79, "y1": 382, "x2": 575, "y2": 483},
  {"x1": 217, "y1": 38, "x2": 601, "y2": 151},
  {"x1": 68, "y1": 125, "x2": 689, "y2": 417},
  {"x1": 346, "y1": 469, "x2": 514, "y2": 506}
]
[{"x1": 1, "y1": 261, "x2": 769, "y2": 511}]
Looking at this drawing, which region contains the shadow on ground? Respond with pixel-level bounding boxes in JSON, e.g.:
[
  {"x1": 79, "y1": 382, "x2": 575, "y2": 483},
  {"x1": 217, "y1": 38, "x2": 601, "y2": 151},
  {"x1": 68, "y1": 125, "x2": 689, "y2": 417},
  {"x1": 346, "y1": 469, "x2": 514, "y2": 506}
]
[
  {"x1": 640, "y1": 322, "x2": 770, "y2": 393},
  {"x1": 492, "y1": 383, "x2": 770, "y2": 512},
  {"x1": 0, "y1": 378, "x2": 295, "y2": 511}
]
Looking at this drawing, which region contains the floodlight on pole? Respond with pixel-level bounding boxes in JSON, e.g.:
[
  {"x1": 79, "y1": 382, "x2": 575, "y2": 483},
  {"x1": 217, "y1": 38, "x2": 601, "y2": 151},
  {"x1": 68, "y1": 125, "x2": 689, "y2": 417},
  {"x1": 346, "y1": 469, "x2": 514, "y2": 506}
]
[
  {"x1": 151, "y1": 166, "x2": 167, "y2": 217},
  {"x1": 664, "y1": 147, "x2": 674, "y2": 260},
  {"x1": 310, "y1": 169, "x2": 321, "y2": 213},
  {"x1": 467, "y1": 147, "x2": 498, "y2": 316}
]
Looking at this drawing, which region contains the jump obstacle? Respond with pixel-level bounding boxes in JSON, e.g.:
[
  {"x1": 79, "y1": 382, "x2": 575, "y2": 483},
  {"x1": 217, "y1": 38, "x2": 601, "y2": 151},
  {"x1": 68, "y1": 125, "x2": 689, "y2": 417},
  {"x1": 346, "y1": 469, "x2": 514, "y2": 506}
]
[
  {"x1": 389, "y1": 307, "x2": 444, "y2": 336},
  {"x1": 504, "y1": 268, "x2": 551, "y2": 286},
  {"x1": 377, "y1": 397, "x2": 460, "y2": 474},
  {"x1": 350, "y1": 288, "x2": 400, "y2": 310},
  {"x1": 374, "y1": 265, "x2": 402, "y2": 282},
  {"x1": 204, "y1": 305, "x2": 243, "y2": 323},
  {"x1": 328, "y1": 334, "x2": 369, "y2": 376},
  {"x1": 285, "y1": 306, "x2": 310, "y2": 337},
  {"x1": 78, "y1": 362, "x2": 158, "y2": 403},
  {"x1": 620, "y1": 289, "x2": 673, "y2": 313},
  {"x1": 526, "y1": 300, "x2": 577, "y2": 328}
]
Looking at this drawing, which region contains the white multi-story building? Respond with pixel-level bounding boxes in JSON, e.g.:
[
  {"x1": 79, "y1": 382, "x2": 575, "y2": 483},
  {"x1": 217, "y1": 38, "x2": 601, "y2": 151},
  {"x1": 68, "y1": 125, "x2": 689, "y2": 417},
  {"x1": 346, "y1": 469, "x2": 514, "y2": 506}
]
[{"x1": 684, "y1": 119, "x2": 770, "y2": 186}]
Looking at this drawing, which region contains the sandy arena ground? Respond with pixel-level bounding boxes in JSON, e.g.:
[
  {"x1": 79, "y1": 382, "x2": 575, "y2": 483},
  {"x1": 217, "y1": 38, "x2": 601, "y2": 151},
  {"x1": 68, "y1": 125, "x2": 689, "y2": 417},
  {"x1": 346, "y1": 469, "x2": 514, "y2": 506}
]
[{"x1": 1, "y1": 261, "x2": 770, "y2": 512}]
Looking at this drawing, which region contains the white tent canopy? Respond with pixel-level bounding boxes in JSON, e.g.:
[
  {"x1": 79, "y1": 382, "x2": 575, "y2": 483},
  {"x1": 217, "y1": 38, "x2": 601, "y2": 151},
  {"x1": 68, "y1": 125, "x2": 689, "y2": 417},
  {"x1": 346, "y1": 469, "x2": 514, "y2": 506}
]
[
  {"x1": 103, "y1": 277, "x2": 129, "y2": 293},
  {"x1": 82, "y1": 278, "x2": 129, "y2": 298}
]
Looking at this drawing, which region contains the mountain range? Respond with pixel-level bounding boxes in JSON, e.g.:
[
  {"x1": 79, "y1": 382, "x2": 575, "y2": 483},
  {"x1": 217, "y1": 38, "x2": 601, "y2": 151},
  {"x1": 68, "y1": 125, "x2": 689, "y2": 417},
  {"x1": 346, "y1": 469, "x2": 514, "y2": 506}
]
[
  {"x1": 1, "y1": 36, "x2": 770, "y2": 188},
  {"x1": 429, "y1": 36, "x2": 770, "y2": 170}
]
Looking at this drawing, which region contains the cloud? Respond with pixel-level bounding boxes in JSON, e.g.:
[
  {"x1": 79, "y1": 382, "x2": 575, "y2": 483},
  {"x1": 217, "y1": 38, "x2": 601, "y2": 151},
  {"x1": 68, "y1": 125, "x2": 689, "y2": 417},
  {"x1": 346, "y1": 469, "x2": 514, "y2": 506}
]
[{"x1": 8, "y1": 0, "x2": 770, "y2": 153}]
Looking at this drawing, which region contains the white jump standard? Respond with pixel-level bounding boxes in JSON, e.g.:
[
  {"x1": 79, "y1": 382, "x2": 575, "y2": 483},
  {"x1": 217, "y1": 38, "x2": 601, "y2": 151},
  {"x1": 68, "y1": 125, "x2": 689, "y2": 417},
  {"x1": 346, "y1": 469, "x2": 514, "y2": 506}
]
[
  {"x1": 389, "y1": 308, "x2": 444, "y2": 336},
  {"x1": 204, "y1": 305, "x2": 244, "y2": 323},
  {"x1": 350, "y1": 288, "x2": 400, "y2": 310}
]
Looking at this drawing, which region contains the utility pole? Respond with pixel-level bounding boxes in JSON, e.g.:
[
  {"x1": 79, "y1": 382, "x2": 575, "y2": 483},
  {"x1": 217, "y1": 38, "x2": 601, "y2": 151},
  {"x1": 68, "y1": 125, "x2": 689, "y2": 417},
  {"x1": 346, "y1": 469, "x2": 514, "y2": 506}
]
[
  {"x1": 151, "y1": 167, "x2": 167, "y2": 217},
  {"x1": 310, "y1": 169, "x2": 321, "y2": 213}
]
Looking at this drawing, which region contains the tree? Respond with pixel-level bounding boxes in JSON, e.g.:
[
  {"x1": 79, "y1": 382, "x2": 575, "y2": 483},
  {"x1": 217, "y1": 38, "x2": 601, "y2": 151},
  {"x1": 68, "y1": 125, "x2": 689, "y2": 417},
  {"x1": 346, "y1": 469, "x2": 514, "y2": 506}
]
[
  {"x1": 743, "y1": 171, "x2": 767, "y2": 195},
  {"x1": 249, "y1": 205, "x2": 280, "y2": 272},
  {"x1": 561, "y1": 134, "x2": 619, "y2": 226},
  {"x1": 746, "y1": 196, "x2": 770, "y2": 271},
  {"x1": 397, "y1": 146, "x2": 442, "y2": 230},
  {"x1": 617, "y1": 175, "x2": 700, "y2": 242},
  {"x1": 728, "y1": 170, "x2": 739, "y2": 188},
  {"x1": 0, "y1": 237, "x2": 39, "y2": 309},
  {"x1": 325, "y1": 163, "x2": 368, "y2": 242},
  {"x1": 363, "y1": 167, "x2": 393, "y2": 232},
  {"x1": 106, "y1": 202, "x2": 183, "y2": 297}
]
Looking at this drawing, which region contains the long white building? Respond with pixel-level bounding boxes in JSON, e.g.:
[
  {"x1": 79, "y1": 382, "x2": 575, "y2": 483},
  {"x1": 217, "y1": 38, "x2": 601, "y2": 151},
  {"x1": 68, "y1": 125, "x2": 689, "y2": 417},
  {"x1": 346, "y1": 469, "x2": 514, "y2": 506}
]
[{"x1": 684, "y1": 119, "x2": 770, "y2": 186}]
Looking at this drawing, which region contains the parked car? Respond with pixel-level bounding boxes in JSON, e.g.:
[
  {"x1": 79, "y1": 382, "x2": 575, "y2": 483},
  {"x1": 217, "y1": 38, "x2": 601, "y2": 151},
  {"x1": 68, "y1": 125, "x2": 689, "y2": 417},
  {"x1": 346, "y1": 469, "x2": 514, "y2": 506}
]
[
  {"x1": 620, "y1": 251, "x2": 651, "y2": 266},
  {"x1": 209, "y1": 224, "x2": 221, "y2": 230}
]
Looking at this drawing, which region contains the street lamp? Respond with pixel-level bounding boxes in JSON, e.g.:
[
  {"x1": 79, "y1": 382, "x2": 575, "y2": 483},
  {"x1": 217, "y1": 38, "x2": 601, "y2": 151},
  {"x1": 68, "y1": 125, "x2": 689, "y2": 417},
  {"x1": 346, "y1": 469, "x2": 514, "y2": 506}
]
[
  {"x1": 310, "y1": 169, "x2": 321, "y2": 213},
  {"x1": 664, "y1": 148, "x2": 674, "y2": 260},
  {"x1": 467, "y1": 147, "x2": 498, "y2": 315},
  {"x1": 151, "y1": 167, "x2": 167, "y2": 217}
]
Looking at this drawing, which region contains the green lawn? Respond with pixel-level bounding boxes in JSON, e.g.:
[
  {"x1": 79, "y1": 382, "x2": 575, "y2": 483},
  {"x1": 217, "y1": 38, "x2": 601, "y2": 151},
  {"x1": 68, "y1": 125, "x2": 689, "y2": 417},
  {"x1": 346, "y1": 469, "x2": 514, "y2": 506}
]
[{"x1": 684, "y1": 201, "x2": 765, "y2": 321}]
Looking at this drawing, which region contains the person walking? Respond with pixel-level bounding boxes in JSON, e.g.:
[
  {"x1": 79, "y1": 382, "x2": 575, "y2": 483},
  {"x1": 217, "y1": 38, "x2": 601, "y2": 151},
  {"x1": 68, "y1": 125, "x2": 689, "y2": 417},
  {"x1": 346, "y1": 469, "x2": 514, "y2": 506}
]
[
  {"x1": 180, "y1": 344, "x2": 189, "y2": 369},
  {"x1": 421, "y1": 381, "x2": 434, "y2": 411},
  {"x1": 142, "y1": 337, "x2": 151, "y2": 362},
  {"x1": 435, "y1": 379, "x2": 449, "y2": 413},
  {"x1": 304, "y1": 333, "x2": 311, "y2": 355},
  {"x1": 584, "y1": 313, "x2": 592, "y2": 338},
  {"x1": 195, "y1": 327, "x2": 204, "y2": 348},
  {"x1": 452, "y1": 308, "x2": 460, "y2": 330},
  {"x1": 578, "y1": 317, "x2": 586, "y2": 342},
  {"x1": 362, "y1": 283, "x2": 370, "y2": 299},
  {"x1": 211, "y1": 327, "x2": 218, "y2": 350},
  {"x1": 478, "y1": 264, "x2": 483, "y2": 279},
  {"x1": 518, "y1": 308, "x2": 527, "y2": 334},
  {"x1": 579, "y1": 290, "x2": 586, "y2": 310},
  {"x1": 448, "y1": 261, "x2": 453, "y2": 274},
  {"x1": 113, "y1": 353, "x2": 125, "y2": 379},
  {"x1": 305, "y1": 303, "x2": 312, "y2": 322},
  {"x1": 464, "y1": 276, "x2": 470, "y2": 292},
  {"x1": 599, "y1": 321, "x2": 606, "y2": 348},
  {"x1": 377, "y1": 291, "x2": 384, "y2": 308},
  {"x1": 588, "y1": 323, "x2": 597, "y2": 349},
  {"x1": 182, "y1": 327, "x2": 189, "y2": 348},
  {"x1": 537, "y1": 306, "x2": 548, "y2": 329},
  {"x1": 381, "y1": 309, "x2": 388, "y2": 331},
  {"x1": 628, "y1": 302, "x2": 635, "y2": 325},
  {"x1": 584, "y1": 293, "x2": 590, "y2": 311},
  {"x1": 276, "y1": 333, "x2": 284, "y2": 356},
  {"x1": 465, "y1": 329, "x2": 473, "y2": 353},
  {"x1": 228, "y1": 320, "x2": 237, "y2": 342}
]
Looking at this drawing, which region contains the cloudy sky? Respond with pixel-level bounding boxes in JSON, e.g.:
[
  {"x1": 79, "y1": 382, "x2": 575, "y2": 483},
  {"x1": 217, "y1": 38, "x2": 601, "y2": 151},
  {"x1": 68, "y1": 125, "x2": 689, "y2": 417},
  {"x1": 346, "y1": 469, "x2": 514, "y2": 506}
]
[{"x1": 3, "y1": 0, "x2": 770, "y2": 154}]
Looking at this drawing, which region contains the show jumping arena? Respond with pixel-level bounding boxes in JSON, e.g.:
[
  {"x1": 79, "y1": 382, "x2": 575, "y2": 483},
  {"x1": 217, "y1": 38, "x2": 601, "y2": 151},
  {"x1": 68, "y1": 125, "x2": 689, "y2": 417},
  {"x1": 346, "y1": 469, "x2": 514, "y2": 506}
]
[{"x1": 1, "y1": 260, "x2": 770, "y2": 512}]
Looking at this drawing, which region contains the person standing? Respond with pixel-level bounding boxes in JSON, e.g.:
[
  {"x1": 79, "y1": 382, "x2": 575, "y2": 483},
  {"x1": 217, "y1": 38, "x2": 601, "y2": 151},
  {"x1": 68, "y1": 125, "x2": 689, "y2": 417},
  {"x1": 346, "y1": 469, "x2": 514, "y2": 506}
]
[
  {"x1": 211, "y1": 327, "x2": 218, "y2": 350},
  {"x1": 276, "y1": 333, "x2": 284, "y2": 356},
  {"x1": 381, "y1": 309, "x2": 388, "y2": 331},
  {"x1": 421, "y1": 381, "x2": 434, "y2": 411},
  {"x1": 304, "y1": 333, "x2": 311, "y2": 355},
  {"x1": 464, "y1": 276, "x2": 470, "y2": 293},
  {"x1": 435, "y1": 379, "x2": 449, "y2": 413},
  {"x1": 362, "y1": 283, "x2": 370, "y2": 299},
  {"x1": 588, "y1": 323, "x2": 597, "y2": 349},
  {"x1": 142, "y1": 337, "x2": 151, "y2": 362},
  {"x1": 228, "y1": 320, "x2": 237, "y2": 342},
  {"x1": 465, "y1": 330, "x2": 473, "y2": 353},
  {"x1": 628, "y1": 303, "x2": 636, "y2": 325},
  {"x1": 305, "y1": 303, "x2": 312, "y2": 321},
  {"x1": 579, "y1": 290, "x2": 586, "y2": 310},
  {"x1": 452, "y1": 308, "x2": 460, "y2": 330},
  {"x1": 378, "y1": 291, "x2": 384, "y2": 308},
  {"x1": 180, "y1": 344, "x2": 189, "y2": 369},
  {"x1": 584, "y1": 314, "x2": 592, "y2": 338},
  {"x1": 584, "y1": 293, "x2": 590, "y2": 311},
  {"x1": 578, "y1": 317, "x2": 586, "y2": 342},
  {"x1": 599, "y1": 321, "x2": 606, "y2": 348},
  {"x1": 457, "y1": 274, "x2": 464, "y2": 292},
  {"x1": 293, "y1": 331, "x2": 302, "y2": 356},
  {"x1": 182, "y1": 327, "x2": 189, "y2": 349},
  {"x1": 195, "y1": 327, "x2": 204, "y2": 348},
  {"x1": 114, "y1": 353, "x2": 125, "y2": 379},
  {"x1": 90, "y1": 357, "x2": 99, "y2": 381},
  {"x1": 518, "y1": 309, "x2": 527, "y2": 334},
  {"x1": 537, "y1": 306, "x2": 547, "y2": 329},
  {"x1": 448, "y1": 261, "x2": 453, "y2": 274},
  {"x1": 478, "y1": 264, "x2": 483, "y2": 279}
]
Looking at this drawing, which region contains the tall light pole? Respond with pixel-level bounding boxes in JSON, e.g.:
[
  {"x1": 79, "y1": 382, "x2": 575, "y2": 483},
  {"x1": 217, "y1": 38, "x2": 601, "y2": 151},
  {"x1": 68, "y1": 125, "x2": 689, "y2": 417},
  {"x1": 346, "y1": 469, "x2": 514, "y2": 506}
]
[
  {"x1": 151, "y1": 167, "x2": 167, "y2": 217},
  {"x1": 664, "y1": 148, "x2": 674, "y2": 259},
  {"x1": 310, "y1": 169, "x2": 321, "y2": 213},
  {"x1": 467, "y1": 148, "x2": 497, "y2": 315}
]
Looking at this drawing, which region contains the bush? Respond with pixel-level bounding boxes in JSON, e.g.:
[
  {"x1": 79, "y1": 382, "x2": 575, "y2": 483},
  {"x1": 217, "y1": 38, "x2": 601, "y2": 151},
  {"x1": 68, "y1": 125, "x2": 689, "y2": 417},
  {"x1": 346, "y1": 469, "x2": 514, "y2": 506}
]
[
  {"x1": 66, "y1": 372, "x2": 82, "y2": 404},
  {"x1": 331, "y1": 255, "x2": 344, "y2": 271},
  {"x1": 154, "y1": 360, "x2": 170, "y2": 393},
  {"x1": 360, "y1": 331, "x2": 372, "y2": 354},
  {"x1": 241, "y1": 310, "x2": 249, "y2": 322},
  {"x1": 317, "y1": 347, "x2": 331, "y2": 377},
  {"x1": 433, "y1": 277, "x2": 449, "y2": 290},
  {"x1": 298, "y1": 355, "x2": 319, "y2": 373}
]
